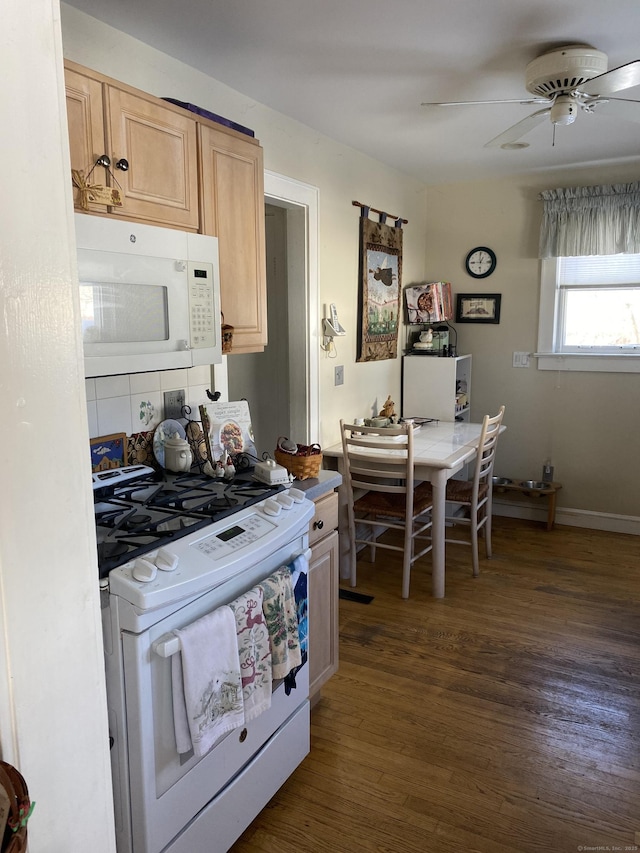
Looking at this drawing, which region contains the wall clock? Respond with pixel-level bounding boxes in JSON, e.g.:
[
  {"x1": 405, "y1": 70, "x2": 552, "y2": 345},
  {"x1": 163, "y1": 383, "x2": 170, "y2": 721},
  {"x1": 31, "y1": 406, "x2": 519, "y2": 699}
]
[{"x1": 465, "y1": 246, "x2": 497, "y2": 279}]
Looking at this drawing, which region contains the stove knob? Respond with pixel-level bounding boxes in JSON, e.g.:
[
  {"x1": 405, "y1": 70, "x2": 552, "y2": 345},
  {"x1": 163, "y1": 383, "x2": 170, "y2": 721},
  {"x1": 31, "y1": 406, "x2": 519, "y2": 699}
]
[
  {"x1": 288, "y1": 488, "x2": 305, "y2": 503},
  {"x1": 132, "y1": 558, "x2": 157, "y2": 583},
  {"x1": 276, "y1": 493, "x2": 294, "y2": 509},
  {"x1": 263, "y1": 498, "x2": 282, "y2": 517},
  {"x1": 156, "y1": 548, "x2": 179, "y2": 572}
]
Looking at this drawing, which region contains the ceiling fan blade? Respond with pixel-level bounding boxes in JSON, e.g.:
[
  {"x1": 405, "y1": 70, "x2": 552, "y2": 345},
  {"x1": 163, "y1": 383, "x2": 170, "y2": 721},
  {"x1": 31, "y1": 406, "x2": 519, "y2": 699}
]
[
  {"x1": 591, "y1": 96, "x2": 640, "y2": 124},
  {"x1": 484, "y1": 108, "x2": 551, "y2": 148},
  {"x1": 422, "y1": 97, "x2": 549, "y2": 107},
  {"x1": 578, "y1": 59, "x2": 640, "y2": 97}
]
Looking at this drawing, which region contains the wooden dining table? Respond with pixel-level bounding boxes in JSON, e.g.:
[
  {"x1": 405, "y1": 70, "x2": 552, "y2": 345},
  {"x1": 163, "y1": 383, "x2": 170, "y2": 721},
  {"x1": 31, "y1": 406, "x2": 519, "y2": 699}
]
[{"x1": 323, "y1": 419, "x2": 503, "y2": 598}]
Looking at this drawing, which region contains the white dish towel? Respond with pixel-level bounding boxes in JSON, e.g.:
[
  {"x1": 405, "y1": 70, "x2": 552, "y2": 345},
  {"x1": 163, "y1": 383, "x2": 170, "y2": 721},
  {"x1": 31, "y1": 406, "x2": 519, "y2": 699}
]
[{"x1": 172, "y1": 604, "x2": 244, "y2": 757}]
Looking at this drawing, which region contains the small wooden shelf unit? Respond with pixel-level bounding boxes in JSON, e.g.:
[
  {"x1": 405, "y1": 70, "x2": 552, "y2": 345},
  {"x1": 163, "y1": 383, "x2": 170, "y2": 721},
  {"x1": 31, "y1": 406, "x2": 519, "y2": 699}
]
[{"x1": 492, "y1": 480, "x2": 562, "y2": 530}]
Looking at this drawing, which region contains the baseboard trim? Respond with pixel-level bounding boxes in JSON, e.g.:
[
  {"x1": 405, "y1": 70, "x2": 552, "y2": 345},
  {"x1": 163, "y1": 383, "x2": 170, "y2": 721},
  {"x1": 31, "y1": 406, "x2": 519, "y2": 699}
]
[{"x1": 493, "y1": 499, "x2": 640, "y2": 536}]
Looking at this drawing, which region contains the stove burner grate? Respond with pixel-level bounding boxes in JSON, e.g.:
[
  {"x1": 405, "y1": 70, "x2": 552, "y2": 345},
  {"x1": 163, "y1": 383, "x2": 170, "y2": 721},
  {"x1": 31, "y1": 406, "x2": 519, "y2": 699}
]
[{"x1": 94, "y1": 468, "x2": 286, "y2": 577}]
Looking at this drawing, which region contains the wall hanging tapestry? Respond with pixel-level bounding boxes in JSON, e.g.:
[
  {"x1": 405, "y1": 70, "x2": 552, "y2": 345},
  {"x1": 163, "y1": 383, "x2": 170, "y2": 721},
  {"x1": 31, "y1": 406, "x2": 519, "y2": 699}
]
[{"x1": 355, "y1": 204, "x2": 404, "y2": 362}]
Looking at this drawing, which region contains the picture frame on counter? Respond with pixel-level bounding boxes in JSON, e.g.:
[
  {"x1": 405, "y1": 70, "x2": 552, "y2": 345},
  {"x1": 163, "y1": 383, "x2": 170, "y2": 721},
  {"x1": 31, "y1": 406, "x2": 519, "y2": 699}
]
[
  {"x1": 455, "y1": 293, "x2": 501, "y2": 324},
  {"x1": 90, "y1": 432, "x2": 127, "y2": 472}
]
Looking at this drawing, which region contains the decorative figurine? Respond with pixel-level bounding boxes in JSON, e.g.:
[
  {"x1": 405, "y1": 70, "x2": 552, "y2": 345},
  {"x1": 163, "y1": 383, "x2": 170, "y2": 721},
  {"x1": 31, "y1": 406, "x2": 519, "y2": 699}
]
[
  {"x1": 420, "y1": 328, "x2": 433, "y2": 348},
  {"x1": 224, "y1": 455, "x2": 236, "y2": 479},
  {"x1": 379, "y1": 396, "x2": 396, "y2": 419}
]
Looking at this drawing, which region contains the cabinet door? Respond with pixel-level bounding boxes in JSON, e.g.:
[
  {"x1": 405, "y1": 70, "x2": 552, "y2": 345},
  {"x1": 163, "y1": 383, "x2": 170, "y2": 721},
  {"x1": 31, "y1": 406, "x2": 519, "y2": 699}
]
[
  {"x1": 309, "y1": 530, "x2": 339, "y2": 697},
  {"x1": 106, "y1": 88, "x2": 199, "y2": 230},
  {"x1": 199, "y1": 125, "x2": 267, "y2": 352},
  {"x1": 65, "y1": 68, "x2": 109, "y2": 213}
]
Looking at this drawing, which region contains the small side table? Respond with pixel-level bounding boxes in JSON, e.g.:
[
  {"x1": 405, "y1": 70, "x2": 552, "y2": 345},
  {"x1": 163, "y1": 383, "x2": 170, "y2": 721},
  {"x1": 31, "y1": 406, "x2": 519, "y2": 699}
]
[{"x1": 492, "y1": 480, "x2": 562, "y2": 530}]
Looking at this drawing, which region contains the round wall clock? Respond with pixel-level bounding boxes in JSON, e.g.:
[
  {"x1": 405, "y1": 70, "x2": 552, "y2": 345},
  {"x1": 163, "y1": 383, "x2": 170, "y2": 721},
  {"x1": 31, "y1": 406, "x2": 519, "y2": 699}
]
[{"x1": 465, "y1": 246, "x2": 497, "y2": 279}]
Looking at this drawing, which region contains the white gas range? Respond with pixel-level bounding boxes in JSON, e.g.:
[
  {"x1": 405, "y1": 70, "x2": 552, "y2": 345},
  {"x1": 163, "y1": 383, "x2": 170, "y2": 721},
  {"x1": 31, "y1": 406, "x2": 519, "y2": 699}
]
[{"x1": 97, "y1": 466, "x2": 315, "y2": 853}]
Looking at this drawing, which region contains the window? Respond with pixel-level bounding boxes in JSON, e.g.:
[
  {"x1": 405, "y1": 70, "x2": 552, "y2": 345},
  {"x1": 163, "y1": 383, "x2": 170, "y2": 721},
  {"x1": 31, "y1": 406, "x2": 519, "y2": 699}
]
[{"x1": 537, "y1": 253, "x2": 640, "y2": 373}]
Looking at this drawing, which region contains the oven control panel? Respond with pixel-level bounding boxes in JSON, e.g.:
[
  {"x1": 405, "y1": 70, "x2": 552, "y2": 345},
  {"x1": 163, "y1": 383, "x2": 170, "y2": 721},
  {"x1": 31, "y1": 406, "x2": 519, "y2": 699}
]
[
  {"x1": 108, "y1": 492, "x2": 315, "y2": 614},
  {"x1": 192, "y1": 513, "x2": 277, "y2": 562}
]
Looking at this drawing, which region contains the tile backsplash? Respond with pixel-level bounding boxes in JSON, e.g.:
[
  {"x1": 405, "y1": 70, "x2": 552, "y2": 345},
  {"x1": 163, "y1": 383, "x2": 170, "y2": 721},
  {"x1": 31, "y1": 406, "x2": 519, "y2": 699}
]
[{"x1": 85, "y1": 366, "x2": 213, "y2": 439}]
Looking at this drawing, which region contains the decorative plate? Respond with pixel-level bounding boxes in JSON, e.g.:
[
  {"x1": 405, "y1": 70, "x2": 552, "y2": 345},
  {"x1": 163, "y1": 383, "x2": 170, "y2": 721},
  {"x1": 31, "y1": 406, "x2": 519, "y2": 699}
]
[{"x1": 153, "y1": 419, "x2": 186, "y2": 468}]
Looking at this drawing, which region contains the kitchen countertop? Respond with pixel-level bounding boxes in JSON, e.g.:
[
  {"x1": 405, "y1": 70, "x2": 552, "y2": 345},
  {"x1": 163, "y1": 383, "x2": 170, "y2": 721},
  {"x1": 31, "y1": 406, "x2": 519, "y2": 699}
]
[{"x1": 290, "y1": 468, "x2": 342, "y2": 501}]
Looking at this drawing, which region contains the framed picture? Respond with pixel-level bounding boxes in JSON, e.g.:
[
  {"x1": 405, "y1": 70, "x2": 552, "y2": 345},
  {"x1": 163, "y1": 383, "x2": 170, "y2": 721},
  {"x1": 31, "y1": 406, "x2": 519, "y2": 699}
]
[
  {"x1": 90, "y1": 433, "x2": 127, "y2": 473},
  {"x1": 455, "y1": 293, "x2": 501, "y2": 324}
]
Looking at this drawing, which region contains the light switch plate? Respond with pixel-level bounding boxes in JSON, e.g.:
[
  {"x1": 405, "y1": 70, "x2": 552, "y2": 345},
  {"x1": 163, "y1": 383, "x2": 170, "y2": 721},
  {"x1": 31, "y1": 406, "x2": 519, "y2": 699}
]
[{"x1": 512, "y1": 351, "x2": 530, "y2": 368}]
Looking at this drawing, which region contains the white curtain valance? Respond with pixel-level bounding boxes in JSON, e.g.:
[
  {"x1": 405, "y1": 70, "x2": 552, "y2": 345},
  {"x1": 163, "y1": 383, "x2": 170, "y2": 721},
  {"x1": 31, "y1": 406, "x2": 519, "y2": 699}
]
[{"x1": 538, "y1": 181, "x2": 640, "y2": 258}]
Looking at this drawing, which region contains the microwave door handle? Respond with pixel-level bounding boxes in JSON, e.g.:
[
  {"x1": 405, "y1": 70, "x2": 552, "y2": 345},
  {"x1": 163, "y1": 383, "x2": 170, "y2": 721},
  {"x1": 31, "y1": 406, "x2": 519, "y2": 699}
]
[{"x1": 178, "y1": 340, "x2": 191, "y2": 351}]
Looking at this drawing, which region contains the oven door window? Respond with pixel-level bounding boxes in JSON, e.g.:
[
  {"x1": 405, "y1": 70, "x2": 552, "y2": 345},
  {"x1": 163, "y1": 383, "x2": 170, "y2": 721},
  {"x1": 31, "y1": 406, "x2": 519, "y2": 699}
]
[{"x1": 81, "y1": 281, "x2": 169, "y2": 344}]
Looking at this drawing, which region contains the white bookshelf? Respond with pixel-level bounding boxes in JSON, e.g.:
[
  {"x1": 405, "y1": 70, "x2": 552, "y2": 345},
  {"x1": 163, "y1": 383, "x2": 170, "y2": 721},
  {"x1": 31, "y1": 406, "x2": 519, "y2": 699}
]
[{"x1": 402, "y1": 354, "x2": 472, "y2": 423}]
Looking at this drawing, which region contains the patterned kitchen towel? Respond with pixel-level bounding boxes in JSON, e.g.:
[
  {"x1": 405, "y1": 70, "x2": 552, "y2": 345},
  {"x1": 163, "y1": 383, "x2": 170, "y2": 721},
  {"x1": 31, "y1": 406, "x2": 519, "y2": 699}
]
[
  {"x1": 229, "y1": 586, "x2": 272, "y2": 722},
  {"x1": 289, "y1": 554, "x2": 309, "y2": 660},
  {"x1": 260, "y1": 567, "x2": 302, "y2": 681},
  {"x1": 172, "y1": 605, "x2": 244, "y2": 757},
  {"x1": 285, "y1": 555, "x2": 309, "y2": 695}
]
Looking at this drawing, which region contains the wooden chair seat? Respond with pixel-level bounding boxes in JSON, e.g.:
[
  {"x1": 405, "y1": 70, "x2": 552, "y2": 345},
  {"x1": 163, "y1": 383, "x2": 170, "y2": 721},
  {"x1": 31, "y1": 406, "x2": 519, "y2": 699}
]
[
  {"x1": 444, "y1": 479, "x2": 490, "y2": 503},
  {"x1": 355, "y1": 481, "x2": 434, "y2": 519}
]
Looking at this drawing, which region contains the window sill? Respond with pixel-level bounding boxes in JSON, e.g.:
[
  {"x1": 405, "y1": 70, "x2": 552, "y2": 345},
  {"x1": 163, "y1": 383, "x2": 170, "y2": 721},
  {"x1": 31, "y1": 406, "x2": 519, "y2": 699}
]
[{"x1": 534, "y1": 352, "x2": 640, "y2": 373}]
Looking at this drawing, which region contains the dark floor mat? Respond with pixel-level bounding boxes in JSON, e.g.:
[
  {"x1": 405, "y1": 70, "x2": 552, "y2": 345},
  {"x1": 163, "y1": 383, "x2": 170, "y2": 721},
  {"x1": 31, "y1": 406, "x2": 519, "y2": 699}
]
[{"x1": 339, "y1": 588, "x2": 374, "y2": 604}]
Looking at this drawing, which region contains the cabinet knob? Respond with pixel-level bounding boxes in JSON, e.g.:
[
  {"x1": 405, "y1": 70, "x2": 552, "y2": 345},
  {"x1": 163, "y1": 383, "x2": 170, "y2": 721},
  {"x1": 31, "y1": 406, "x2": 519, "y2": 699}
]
[
  {"x1": 115, "y1": 158, "x2": 129, "y2": 172},
  {"x1": 95, "y1": 154, "x2": 111, "y2": 168},
  {"x1": 313, "y1": 519, "x2": 324, "y2": 531}
]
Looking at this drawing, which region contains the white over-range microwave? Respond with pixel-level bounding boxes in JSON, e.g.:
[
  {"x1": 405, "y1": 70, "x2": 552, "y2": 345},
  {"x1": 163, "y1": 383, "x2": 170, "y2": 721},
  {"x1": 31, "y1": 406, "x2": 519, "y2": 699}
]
[{"x1": 75, "y1": 213, "x2": 222, "y2": 378}]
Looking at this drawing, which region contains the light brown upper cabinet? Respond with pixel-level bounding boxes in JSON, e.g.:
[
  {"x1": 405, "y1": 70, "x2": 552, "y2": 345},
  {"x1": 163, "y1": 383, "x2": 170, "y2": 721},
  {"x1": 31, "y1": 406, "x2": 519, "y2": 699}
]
[
  {"x1": 199, "y1": 125, "x2": 268, "y2": 352},
  {"x1": 65, "y1": 60, "x2": 268, "y2": 352},
  {"x1": 65, "y1": 61, "x2": 199, "y2": 231}
]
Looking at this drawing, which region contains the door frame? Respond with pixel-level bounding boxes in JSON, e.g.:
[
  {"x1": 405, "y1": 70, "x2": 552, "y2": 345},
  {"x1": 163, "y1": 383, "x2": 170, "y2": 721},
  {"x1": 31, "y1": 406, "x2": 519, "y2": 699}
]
[{"x1": 264, "y1": 171, "x2": 320, "y2": 444}]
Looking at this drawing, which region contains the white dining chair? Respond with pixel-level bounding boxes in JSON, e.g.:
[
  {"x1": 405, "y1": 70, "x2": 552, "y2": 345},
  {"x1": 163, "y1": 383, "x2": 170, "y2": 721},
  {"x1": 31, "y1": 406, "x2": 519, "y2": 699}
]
[
  {"x1": 340, "y1": 420, "x2": 433, "y2": 599},
  {"x1": 440, "y1": 406, "x2": 505, "y2": 577}
]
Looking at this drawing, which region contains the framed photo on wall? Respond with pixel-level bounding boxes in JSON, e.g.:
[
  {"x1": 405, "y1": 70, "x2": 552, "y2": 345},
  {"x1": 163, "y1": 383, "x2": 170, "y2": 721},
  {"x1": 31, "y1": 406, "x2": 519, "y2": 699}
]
[{"x1": 455, "y1": 293, "x2": 501, "y2": 324}]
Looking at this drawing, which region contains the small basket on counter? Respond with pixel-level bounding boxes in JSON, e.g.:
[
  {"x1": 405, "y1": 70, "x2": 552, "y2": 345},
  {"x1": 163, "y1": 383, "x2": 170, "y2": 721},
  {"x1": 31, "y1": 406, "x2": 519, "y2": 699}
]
[{"x1": 274, "y1": 437, "x2": 323, "y2": 481}]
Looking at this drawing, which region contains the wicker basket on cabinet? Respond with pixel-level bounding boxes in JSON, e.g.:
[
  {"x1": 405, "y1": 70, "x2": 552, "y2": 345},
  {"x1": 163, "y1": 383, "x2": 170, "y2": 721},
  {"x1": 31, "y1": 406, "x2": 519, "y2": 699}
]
[{"x1": 274, "y1": 441, "x2": 322, "y2": 480}]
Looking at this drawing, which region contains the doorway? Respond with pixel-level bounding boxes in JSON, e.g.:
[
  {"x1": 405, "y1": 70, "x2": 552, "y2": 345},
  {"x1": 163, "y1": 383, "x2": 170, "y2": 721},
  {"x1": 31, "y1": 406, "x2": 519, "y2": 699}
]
[{"x1": 226, "y1": 172, "x2": 319, "y2": 458}]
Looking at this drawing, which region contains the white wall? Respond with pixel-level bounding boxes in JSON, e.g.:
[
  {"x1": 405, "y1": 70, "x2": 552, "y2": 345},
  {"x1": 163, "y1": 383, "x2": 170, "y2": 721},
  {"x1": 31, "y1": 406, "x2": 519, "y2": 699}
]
[
  {"x1": 425, "y1": 167, "x2": 640, "y2": 522},
  {"x1": 60, "y1": 4, "x2": 429, "y2": 452},
  {"x1": 0, "y1": 2, "x2": 115, "y2": 849}
]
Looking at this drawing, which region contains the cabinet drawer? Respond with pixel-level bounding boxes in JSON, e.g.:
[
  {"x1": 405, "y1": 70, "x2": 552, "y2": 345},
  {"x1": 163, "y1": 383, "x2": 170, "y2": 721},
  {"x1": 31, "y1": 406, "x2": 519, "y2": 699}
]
[{"x1": 309, "y1": 491, "x2": 339, "y2": 546}]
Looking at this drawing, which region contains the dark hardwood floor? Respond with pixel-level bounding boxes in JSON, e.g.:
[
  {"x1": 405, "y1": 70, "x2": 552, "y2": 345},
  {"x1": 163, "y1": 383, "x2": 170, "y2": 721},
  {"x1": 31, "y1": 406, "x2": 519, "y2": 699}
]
[{"x1": 231, "y1": 517, "x2": 640, "y2": 852}]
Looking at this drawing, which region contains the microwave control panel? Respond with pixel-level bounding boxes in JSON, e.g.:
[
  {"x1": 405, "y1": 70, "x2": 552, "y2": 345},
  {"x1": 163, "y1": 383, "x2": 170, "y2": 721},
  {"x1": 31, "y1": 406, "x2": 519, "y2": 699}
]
[{"x1": 187, "y1": 261, "x2": 217, "y2": 349}]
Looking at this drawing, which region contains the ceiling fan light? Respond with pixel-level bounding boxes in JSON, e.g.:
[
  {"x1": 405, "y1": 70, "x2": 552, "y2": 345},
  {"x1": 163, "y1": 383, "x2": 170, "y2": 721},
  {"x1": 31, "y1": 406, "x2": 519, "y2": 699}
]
[{"x1": 550, "y1": 97, "x2": 578, "y2": 126}]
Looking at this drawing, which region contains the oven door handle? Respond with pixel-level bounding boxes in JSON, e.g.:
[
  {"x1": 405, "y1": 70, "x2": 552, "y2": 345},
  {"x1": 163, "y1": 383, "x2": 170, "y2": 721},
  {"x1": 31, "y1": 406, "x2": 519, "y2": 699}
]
[
  {"x1": 152, "y1": 548, "x2": 312, "y2": 659},
  {"x1": 153, "y1": 633, "x2": 181, "y2": 658},
  {"x1": 293, "y1": 548, "x2": 312, "y2": 563}
]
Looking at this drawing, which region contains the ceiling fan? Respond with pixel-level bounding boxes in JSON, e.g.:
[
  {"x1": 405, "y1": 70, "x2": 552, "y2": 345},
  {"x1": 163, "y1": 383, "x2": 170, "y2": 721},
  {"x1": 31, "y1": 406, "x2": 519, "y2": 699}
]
[{"x1": 422, "y1": 45, "x2": 640, "y2": 148}]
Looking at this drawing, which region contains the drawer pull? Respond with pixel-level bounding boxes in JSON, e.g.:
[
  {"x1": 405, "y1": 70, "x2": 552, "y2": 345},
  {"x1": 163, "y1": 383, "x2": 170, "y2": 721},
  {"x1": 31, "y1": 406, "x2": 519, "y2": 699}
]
[
  {"x1": 313, "y1": 519, "x2": 324, "y2": 531},
  {"x1": 239, "y1": 728, "x2": 248, "y2": 743}
]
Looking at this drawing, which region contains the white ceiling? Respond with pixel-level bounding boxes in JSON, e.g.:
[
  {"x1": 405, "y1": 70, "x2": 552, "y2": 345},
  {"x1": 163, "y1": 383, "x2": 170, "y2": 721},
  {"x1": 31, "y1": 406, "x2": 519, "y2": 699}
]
[{"x1": 63, "y1": 0, "x2": 640, "y2": 185}]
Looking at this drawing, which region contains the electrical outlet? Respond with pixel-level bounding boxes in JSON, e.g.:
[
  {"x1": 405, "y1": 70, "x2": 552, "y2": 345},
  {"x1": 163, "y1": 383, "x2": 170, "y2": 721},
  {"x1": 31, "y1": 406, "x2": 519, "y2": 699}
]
[
  {"x1": 512, "y1": 351, "x2": 530, "y2": 368},
  {"x1": 164, "y1": 389, "x2": 185, "y2": 418},
  {"x1": 334, "y1": 365, "x2": 344, "y2": 386}
]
